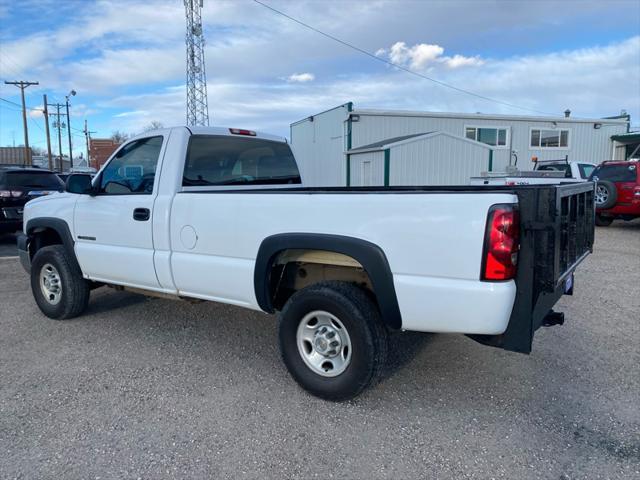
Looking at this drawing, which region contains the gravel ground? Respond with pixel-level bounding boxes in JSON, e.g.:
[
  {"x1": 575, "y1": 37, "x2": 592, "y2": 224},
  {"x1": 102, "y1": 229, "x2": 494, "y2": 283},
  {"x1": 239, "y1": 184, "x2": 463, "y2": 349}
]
[{"x1": 0, "y1": 221, "x2": 638, "y2": 479}]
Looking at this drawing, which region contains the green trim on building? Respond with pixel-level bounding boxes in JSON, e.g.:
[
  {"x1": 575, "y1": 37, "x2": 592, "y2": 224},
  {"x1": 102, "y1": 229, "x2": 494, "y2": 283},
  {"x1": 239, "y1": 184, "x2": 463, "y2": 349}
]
[
  {"x1": 488, "y1": 149, "x2": 493, "y2": 172},
  {"x1": 384, "y1": 149, "x2": 390, "y2": 187},
  {"x1": 611, "y1": 132, "x2": 640, "y2": 143},
  {"x1": 346, "y1": 154, "x2": 351, "y2": 186}
]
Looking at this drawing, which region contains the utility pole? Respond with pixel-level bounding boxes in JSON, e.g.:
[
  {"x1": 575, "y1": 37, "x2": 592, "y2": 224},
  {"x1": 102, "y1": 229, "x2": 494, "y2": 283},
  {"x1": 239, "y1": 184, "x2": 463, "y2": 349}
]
[
  {"x1": 83, "y1": 120, "x2": 96, "y2": 169},
  {"x1": 42, "y1": 94, "x2": 53, "y2": 170},
  {"x1": 4, "y1": 80, "x2": 39, "y2": 166},
  {"x1": 48, "y1": 103, "x2": 65, "y2": 172},
  {"x1": 65, "y1": 90, "x2": 76, "y2": 169}
]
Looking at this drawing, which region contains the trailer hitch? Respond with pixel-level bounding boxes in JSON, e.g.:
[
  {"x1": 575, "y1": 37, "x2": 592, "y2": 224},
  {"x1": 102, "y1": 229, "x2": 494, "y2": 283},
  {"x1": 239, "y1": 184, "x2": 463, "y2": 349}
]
[{"x1": 542, "y1": 310, "x2": 565, "y2": 327}]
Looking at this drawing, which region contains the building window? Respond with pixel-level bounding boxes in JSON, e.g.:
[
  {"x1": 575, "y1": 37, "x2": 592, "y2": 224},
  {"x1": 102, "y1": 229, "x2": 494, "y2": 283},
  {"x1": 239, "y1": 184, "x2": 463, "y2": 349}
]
[
  {"x1": 530, "y1": 129, "x2": 569, "y2": 148},
  {"x1": 465, "y1": 127, "x2": 508, "y2": 147}
]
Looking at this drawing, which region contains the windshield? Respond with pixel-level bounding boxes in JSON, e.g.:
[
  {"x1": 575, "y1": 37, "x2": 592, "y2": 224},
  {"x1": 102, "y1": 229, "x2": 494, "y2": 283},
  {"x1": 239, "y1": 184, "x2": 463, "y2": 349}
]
[
  {"x1": 4, "y1": 171, "x2": 64, "y2": 189},
  {"x1": 183, "y1": 135, "x2": 301, "y2": 187},
  {"x1": 590, "y1": 164, "x2": 637, "y2": 182}
]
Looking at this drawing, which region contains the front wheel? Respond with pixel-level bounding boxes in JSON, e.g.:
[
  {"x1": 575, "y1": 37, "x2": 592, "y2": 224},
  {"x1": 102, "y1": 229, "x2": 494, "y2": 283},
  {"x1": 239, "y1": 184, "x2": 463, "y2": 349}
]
[
  {"x1": 30, "y1": 245, "x2": 90, "y2": 319},
  {"x1": 278, "y1": 281, "x2": 388, "y2": 401},
  {"x1": 595, "y1": 214, "x2": 614, "y2": 227}
]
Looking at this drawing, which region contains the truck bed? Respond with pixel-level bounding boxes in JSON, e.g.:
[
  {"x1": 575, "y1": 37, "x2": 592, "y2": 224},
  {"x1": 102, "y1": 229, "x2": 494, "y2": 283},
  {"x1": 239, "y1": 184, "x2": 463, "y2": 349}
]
[{"x1": 180, "y1": 182, "x2": 596, "y2": 353}]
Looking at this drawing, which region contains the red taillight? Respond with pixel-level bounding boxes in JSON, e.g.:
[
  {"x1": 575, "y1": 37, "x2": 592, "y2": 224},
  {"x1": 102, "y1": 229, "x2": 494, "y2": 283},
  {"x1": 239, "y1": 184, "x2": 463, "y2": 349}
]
[
  {"x1": 229, "y1": 128, "x2": 256, "y2": 136},
  {"x1": 482, "y1": 205, "x2": 520, "y2": 281}
]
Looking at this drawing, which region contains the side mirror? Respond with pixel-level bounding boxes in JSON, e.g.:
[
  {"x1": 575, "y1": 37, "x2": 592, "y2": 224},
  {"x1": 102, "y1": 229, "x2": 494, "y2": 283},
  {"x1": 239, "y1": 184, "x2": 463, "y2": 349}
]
[{"x1": 66, "y1": 174, "x2": 94, "y2": 195}]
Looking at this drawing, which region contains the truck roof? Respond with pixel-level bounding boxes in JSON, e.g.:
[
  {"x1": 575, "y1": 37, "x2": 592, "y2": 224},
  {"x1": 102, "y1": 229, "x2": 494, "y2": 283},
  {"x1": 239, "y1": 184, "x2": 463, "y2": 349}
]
[
  {"x1": 126, "y1": 126, "x2": 288, "y2": 145},
  {"x1": 185, "y1": 126, "x2": 287, "y2": 144}
]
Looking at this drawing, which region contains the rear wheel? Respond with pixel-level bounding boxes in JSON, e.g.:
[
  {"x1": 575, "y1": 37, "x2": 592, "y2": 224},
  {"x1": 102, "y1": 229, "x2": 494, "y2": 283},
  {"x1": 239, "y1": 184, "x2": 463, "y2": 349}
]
[
  {"x1": 30, "y1": 245, "x2": 90, "y2": 319},
  {"x1": 278, "y1": 281, "x2": 388, "y2": 401},
  {"x1": 595, "y1": 214, "x2": 614, "y2": 227}
]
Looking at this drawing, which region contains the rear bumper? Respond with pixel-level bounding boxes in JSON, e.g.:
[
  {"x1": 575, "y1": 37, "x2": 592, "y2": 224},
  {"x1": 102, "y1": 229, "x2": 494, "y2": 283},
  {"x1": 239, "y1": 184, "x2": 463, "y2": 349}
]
[
  {"x1": 17, "y1": 233, "x2": 31, "y2": 273},
  {"x1": 597, "y1": 201, "x2": 640, "y2": 217}
]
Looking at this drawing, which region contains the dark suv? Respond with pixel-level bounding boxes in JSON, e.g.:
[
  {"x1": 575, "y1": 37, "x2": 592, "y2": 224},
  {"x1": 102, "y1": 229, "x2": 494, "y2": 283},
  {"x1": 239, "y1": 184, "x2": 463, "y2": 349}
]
[
  {"x1": 589, "y1": 161, "x2": 640, "y2": 226},
  {"x1": 0, "y1": 166, "x2": 64, "y2": 234}
]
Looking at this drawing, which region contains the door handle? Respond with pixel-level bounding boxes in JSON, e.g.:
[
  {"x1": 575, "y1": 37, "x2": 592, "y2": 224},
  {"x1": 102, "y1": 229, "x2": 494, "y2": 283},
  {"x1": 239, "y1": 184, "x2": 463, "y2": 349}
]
[{"x1": 133, "y1": 208, "x2": 150, "y2": 221}]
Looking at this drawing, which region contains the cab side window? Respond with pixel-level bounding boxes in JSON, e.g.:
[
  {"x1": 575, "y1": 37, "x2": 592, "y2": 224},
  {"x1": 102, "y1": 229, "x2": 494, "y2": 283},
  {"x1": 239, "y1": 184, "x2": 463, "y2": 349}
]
[
  {"x1": 99, "y1": 136, "x2": 163, "y2": 194},
  {"x1": 578, "y1": 164, "x2": 595, "y2": 179}
]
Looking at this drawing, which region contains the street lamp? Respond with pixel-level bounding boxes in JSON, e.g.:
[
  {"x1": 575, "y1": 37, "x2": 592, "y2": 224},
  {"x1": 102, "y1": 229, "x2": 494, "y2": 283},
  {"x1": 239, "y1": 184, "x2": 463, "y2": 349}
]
[{"x1": 65, "y1": 90, "x2": 76, "y2": 170}]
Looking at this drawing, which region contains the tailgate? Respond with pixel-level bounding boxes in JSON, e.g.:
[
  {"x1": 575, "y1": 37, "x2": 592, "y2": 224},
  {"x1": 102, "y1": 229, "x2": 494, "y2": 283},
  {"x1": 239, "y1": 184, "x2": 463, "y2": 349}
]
[{"x1": 471, "y1": 182, "x2": 595, "y2": 353}]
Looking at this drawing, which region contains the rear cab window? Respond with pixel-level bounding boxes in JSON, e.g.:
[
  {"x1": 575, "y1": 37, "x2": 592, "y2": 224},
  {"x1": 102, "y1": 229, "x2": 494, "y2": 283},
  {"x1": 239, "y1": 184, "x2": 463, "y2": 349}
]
[
  {"x1": 590, "y1": 164, "x2": 638, "y2": 183},
  {"x1": 3, "y1": 171, "x2": 64, "y2": 190},
  {"x1": 183, "y1": 135, "x2": 301, "y2": 187},
  {"x1": 536, "y1": 164, "x2": 571, "y2": 178}
]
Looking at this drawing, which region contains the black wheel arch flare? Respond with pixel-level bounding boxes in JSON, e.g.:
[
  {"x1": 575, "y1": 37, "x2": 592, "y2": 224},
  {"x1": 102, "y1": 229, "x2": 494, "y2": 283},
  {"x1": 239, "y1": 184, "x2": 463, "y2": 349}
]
[
  {"x1": 25, "y1": 217, "x2": 81, "y2": 272},
  {"x1": 254, "y1": 233, "x2": 403, "y2": 330}
]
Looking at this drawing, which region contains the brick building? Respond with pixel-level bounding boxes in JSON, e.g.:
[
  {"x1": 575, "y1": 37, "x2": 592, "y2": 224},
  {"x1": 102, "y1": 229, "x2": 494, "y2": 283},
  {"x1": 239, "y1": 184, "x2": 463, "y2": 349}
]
[{"x1": 89, "y1": 138, "x2": 122, "y2": 170}]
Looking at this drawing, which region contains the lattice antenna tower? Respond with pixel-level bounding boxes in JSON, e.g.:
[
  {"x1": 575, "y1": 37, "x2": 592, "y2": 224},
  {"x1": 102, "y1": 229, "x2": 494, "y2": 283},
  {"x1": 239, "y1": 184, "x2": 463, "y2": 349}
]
[{"x1": 184, "y1": 0, "x2": 210, "y2": 126}]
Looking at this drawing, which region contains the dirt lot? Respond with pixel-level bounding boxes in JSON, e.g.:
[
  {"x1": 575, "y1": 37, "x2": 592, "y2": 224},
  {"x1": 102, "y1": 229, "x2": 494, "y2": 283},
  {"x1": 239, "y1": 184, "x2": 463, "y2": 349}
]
[{"x1": 0, "y1": 222, "x2": 638, "y2": 479}]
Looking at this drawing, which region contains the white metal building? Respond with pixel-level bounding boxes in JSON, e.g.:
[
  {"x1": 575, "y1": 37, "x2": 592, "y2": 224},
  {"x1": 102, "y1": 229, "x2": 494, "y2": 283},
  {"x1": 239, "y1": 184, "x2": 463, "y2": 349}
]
[
  {"x1": 290, "y1": 103, "x2": 631, "y2": 186},
  {"x1": 348, "y1": 132, "x2": 494, "y2": 187}
]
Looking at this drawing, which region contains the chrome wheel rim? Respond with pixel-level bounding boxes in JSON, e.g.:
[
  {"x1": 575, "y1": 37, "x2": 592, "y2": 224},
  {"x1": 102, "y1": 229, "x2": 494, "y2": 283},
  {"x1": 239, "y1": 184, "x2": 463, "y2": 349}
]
[
  {"x1": 296, "y1": 310, "x2": 352, "y2": 377},
  {"x1": 40, "y1": 263, "x2": 62, "y2": 305},
  {"x1": 595, "y1": 185, "x2": 608, "y2": 205}
]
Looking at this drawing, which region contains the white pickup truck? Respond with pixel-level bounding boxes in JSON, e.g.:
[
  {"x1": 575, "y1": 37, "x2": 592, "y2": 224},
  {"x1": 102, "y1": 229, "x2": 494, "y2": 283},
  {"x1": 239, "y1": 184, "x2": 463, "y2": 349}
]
[
  {"x1": 18, "y1": 127, "x2": 595, "y2": 400},
  {"x1": 470, "y1": 159, "x2": 596, "y2": 186}
]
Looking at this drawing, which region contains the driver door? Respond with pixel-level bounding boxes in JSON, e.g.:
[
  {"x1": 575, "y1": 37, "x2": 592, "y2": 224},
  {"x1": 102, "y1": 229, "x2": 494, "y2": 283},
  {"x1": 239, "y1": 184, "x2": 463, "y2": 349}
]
[{"x1": 73, "y1": 135, "x2": 165, "y2": 289}]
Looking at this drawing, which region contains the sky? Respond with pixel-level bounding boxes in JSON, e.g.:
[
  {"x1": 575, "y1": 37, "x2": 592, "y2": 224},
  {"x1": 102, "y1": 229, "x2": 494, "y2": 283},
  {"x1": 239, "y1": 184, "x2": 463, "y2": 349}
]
[{"x1": 0, "y1": 0, "x2": 639, "y2": 155}]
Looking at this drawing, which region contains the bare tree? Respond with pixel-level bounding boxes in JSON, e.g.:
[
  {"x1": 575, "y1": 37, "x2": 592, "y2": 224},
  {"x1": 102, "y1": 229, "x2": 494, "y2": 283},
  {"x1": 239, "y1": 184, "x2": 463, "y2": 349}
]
[
  {"x1": 141, "y1": 121, "x2": 164, "y2": 132},
  {"x1": 111, "y1": 130, "x2": 130, "y2": 144}
]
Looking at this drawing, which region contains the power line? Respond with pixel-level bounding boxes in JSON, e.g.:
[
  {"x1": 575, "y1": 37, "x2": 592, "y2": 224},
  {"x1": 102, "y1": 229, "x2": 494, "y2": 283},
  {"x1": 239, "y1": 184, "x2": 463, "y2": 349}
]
[
  {"x1": 28, "y1": 116, "x2": 45, "y2": 134},
  {"x1": 0, "y1": 96, "x2": 43, "y2": 112},
  {"x1": 252, "y1": 0, "x2": 555, "y2": 116}
]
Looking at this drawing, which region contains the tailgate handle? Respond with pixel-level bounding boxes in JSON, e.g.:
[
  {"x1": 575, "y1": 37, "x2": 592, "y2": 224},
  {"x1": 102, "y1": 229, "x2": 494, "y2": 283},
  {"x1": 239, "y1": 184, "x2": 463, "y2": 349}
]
[{"x1": 133, "y1": 208, "x2": 150, "y2": 221}]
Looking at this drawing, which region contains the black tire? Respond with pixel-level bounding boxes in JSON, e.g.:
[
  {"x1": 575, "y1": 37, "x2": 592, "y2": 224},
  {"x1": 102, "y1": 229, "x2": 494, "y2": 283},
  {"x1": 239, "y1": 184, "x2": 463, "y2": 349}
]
[
  {"x1": 595, "y1": 214, "x2": 614, "y2": 227},
  {"x1": 595, "y1": 181, "x2": 617, "y2": 209},
  {"x1": 278, "y1": 281, "x2": 388, "y2": 401},
  {"x1": 30, "y1": 245, "x2": 90, "y2": 320}
]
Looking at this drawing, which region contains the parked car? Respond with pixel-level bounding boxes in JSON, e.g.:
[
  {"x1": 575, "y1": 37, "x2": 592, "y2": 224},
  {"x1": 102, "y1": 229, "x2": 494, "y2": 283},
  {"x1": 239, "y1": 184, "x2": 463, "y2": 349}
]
[
  {"x1": 0, "y1": 166, "x2": 64, "y2": 234},
  {"x1": 589, "y1": 160, "x2": 640, "y2": 226},
  {"x1": 470, "y1": 159, "x2": 596, "y2": 186},
  {"x1": 18, "y1": 127, "x2": 594, "y2": 400}
]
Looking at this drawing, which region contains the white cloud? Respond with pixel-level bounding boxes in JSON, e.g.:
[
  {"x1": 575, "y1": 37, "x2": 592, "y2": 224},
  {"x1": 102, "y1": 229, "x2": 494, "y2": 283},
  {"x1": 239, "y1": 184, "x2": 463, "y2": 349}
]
[
  {"x1": 389, "y1": 42, "x2": 445, "y2": 69},
  {"x1": 381, "y1": 41, "x2": 483, "y2": 70},
  {"x1": 287, "y1": 73, "x2": 315, "y2": 83},
  {"x1": 444, "y1": 54, "x2": 485, "y2": 69}
]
